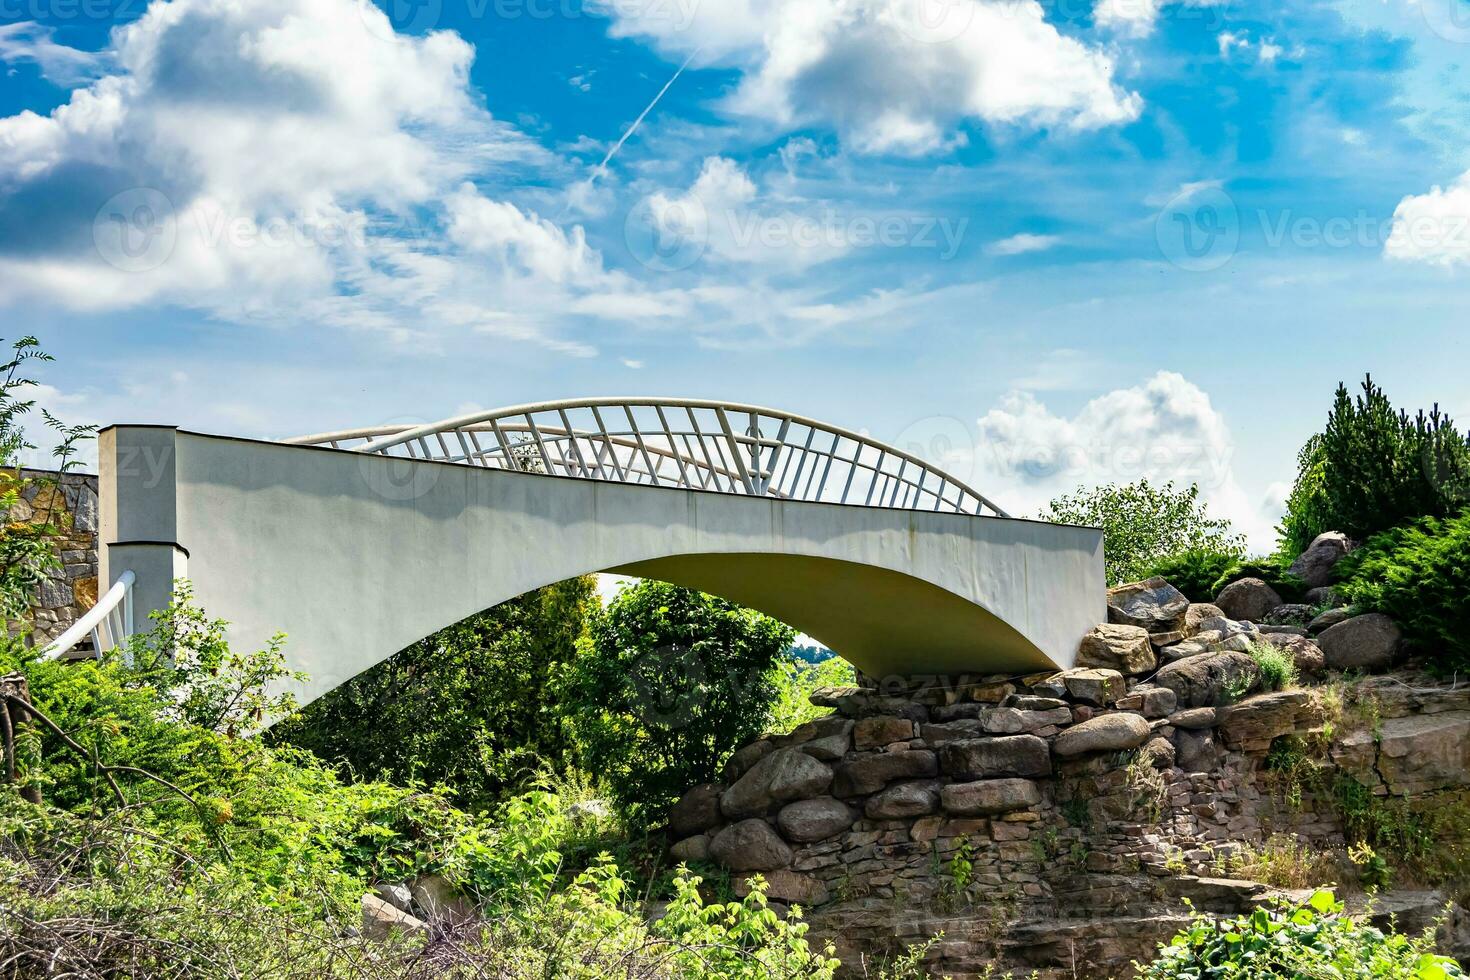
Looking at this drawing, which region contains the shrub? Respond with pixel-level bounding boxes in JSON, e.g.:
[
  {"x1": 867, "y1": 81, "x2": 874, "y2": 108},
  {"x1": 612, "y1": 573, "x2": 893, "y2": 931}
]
[
  {"x1": 1142, "y1": 548, "x2": 1240, "y2": 602},
  {"x1": 1247, "y1": 640, "x2": 1299, "y2": 692},
  {"x1": 765, "y1": 654, "x2": 856, "y2": 735},
  {"x1": 274, "y1": 576, "x2": 598, "y2": 813},
  {"x1": 1334, "y1": 509, "x2": 1470, "y2": 672},
  {"x1": 557, "y1": 580, "x2": 796, "y2": 821},
  {"x1": 1138, "y1": 889, "x2": 1463, "y2": 978},
  {"x1": 1277, "y1": 376, "x2": 1470, "y2": 551},
  {"x1": 1039, "y1": 480, "x2": 1245, "y2": 586}
]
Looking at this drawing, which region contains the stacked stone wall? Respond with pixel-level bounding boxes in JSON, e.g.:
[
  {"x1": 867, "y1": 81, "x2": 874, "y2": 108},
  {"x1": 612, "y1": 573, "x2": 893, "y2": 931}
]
[{"x1": 3, "y1": 470, "x2": 100, "y2": 648}]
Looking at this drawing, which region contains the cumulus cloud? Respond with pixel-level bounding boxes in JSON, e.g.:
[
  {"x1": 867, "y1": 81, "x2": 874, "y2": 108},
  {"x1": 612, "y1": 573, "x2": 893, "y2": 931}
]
[
  {"x1": 987, "y1": 233, "x2": 1061, "y2": 256},
  {"x1": 950, "y1": 372, "x2": 1279, "y2": 549},
  {"x1": 0, "y1": 0, "x2": 603, "y2": 355},
  {"x1": 599, "y1": 0, "x2": 1142, "y2": 155},
  {"x1": 1095, "y1": 0, "x2": 1225, "y2": 38},
  {"x1": 1384, "y1": 170, "x2": 1470, "y2": 267}
]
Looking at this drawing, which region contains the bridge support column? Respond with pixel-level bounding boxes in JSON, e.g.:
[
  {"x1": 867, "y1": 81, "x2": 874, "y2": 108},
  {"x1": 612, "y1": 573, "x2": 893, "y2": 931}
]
[{"x1": 98, "y1": 426, "x2": 189, "y2": 633}]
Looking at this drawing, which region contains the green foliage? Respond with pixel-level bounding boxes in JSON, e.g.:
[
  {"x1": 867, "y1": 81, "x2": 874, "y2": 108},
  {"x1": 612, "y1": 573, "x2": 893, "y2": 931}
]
[
  {"x1": 1039, "y1": 480, "x2": 1244, "y2": 586},
  {"x1": 558, "y1": 580, "x2": 796, "y2": 821},
  {"x1": 1247, "y1": 640, "x2": 1299, "y2": 692},
  {"x1": 1208, "y1": 555, "x2": 1309, "y2": 604},
  {"x1": 275, "y1": 577, "x2": 597, "y2": 813},
  {"x1": 765, "y1": 654, "x2": 855, "y2": 735},
  {"x1": 1334, "y1": 510, "x2": 1470, "y2": 672},
  {"x1": 1142, "y1": 548, "x2": 1241, "y2": 602},
  {"x1": 1278, "y1": 376, "x2": 1470, "y2": 551},
  {"x1": 1138, "y1": 890, "x2": 1463, "y2": 978}
]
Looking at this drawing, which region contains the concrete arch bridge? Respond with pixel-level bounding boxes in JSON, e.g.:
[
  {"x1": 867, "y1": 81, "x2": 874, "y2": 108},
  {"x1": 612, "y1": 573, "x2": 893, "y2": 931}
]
[{"x1": 87, "y1": 399, "x2": 1104, "y2": 706}]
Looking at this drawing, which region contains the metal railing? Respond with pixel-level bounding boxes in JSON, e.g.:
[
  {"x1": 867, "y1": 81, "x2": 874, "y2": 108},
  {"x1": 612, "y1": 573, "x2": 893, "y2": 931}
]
[
  {"x1": 288, "y1": 398, "x2": 1007, "y2": 517},
  {"x1": 43, "y1": 570, "x2": 135, "y2": 662}
]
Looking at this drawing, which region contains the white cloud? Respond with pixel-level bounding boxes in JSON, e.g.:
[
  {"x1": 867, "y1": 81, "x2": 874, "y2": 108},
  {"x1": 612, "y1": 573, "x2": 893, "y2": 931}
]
[
  {"x1": 0, "y1": 21, "x2": 105, "y2": 86},
  {"x1": 1217, "y1": 30, "x2": 1294, "y2": 65},
  {"x1": 1385, "y1": 170, "x2": 1470, "y2": 267},
  {"x1": 987, "y1": 232, "x2": 1061, "y2": 256},
  {"x1": 954, "y1": 372, "x2": 1278, "y2": 550},
  {"x1": 0, "y1": 0, "x2": 601, "y2": 356},
  {"x1": 1094, "y1": 0, "x2": 1226, "y2": 38},
  {"x1": 600, "y1": 0, "x2": 1141, "y2": 155}
]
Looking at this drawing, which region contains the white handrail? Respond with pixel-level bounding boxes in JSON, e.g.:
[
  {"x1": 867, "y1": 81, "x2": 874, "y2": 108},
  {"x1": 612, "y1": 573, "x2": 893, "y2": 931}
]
[{"x1": 44, "y1": 569, "x2": 135, "y2": 661}]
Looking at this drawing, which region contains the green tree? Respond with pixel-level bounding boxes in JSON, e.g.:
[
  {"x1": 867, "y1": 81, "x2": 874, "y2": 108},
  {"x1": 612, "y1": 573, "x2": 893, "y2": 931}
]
[
  {"x1": 558, "y1": 580, "x2": 795, "y2": 821},
  {"x1": 273, "y1": 576, "x2": 597, "y2": 813},
  {"x1": 1040, "y1": 480, "x2": 1245, "y2": 586}
]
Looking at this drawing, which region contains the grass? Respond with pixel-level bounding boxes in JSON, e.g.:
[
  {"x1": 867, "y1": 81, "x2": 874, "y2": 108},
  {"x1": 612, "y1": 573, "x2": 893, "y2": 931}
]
[{"x1": 1247, "y1": 640, "x2": 1300, "y2": 692}]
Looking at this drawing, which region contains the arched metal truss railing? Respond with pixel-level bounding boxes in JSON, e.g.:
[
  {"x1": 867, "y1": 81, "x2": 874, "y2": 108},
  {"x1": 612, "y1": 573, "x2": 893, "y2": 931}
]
[{"x1": 287, "y1": 398, "x2": 1008, "y2": 517}]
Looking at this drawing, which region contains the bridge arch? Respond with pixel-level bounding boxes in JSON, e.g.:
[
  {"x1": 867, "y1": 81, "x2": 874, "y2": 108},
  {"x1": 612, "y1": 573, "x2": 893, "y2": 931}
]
[{"x1": 97, "y1": 402, "x2": 1104, "y2": 707}]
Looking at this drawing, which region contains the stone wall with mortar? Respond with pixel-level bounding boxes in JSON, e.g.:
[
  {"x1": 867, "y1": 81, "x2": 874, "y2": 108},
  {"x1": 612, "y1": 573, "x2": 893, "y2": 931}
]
[
  {"x1": 3, "y1": 470, "x2": 100, "y2": 648},
  {"x1": 666, "y1": 572, "x2": 1470, "y2": 978}
]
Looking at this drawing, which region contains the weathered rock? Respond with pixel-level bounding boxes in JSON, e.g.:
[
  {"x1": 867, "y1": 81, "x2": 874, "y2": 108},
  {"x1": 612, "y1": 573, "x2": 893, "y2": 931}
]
[
  {"x1": 833, "y1": 750, "x2": 938, "y2": 796},
  {"x1": 921, "y1": 719, "x2": 984, "y2": 745},
  {"x1": 1133, "y1": 686, "x2": 1178, "y2": 718},
  {"x1": 854, "y1": 715, "x2": 915, "y2": 749},
  {"x1": 1168, "y1": 706, "x2": 1217, "y2": 729},
  {"x1": 1289, "y1": 531, "x2": 1354, "y2": 588},
  {"x1": 1077, "y1": 624, "x2": 1157, "y2": 675},
  {"x1": 940, "y1": 778, "x2": 1041, "y2": 816},
  {"x1": 670, "y1": 784, "x2": 724, "y2": 838},
  {"x1": 1003, "y1": 694, "x2": 1069, "y2": 712},
  {"x1": 1148, "y1": 629, "x2": 1188, "y2": 649},
  {"x1": 1052, "y1": 713, "x2": 1152, "y2": 758},
  {"x1": 1106, "y1": 577, "x2": 1190, "y2": 632},
  {"x1": 724, "y1": 740, "x2": 775, "y2": 781},
  {"x1": 409, "y1": 874, "x2": 473, "y2": 923},
  {"x1": 374, "y1": 882, "x2": 412, "y2": 913},
  {"x1": 800, "y1": 730, "x2": 853, "y2": 762},
  {"x1": 1308, "y1": 607, "x2": 1351, "y2": 635},
  {"x1": 670, "y1": 834, "x2": 712, "y2": 862},
  {"x1": 710, "y1": 819, "x2": 793, "y2": 872},
  {"x1": 1062, "y1": 668, "x2": 1126, "y2": 707},
  {"x1": 1184, "y1": 602, "x2": 1226, "y2": 633},
  {"x1": 1374, "y1": 712, "x2": 1470, "y2": 795},
  {"x1": 1155, "y1": 652, "x2": 1260, "y2": 708},
  {"x1": 787, "y1": 715, "x2": 852, "y2": 745},
  {"x1": 1257, "y1": 632, "x2": 1326, "y2": 677},
  {"x1": 939, "y1": 735, "x2": 1051, "y2": 779},
  {"x1": 722, "y1": 749, "x2": 833, "y2": 818},
  {"x1": 777, "y1": 797, "x2": 856, "y2": 843},
  {"x1": 964, "y1": 681, "x2": 1016, "y2": 703},
  {"x1": 978, "y1": 705, "x2": 1072, "y2": 734},
  {"x1": 1173, "y1": 728, "x2": 1221, "y2": 772},
  {"x1": 1140, "y1": 735, "x2": 1176, "y2": 769},
  {"x1": 1305, "y1": 586, "x2": 1340, "y2": 607},
  {"x1": 362, "y1": 893, "x2": 427, "y2": 939},
  {"x1": 865, "y1": 780, "x2": 939, "y2": 819},
  {"x1": 1319, "y1": 613, "x2": 1402, "y2": 672},
  {"x1": 734, "y1": 869, "x2": 829, "y2": 906},
  {"x1": 1217, "y1": 689, "x2": 1314, "y2": 752},
  {"x1": 1196, "y1": 616, "x2": 1260, "y2": 640},
  {"x1": 1214, "y1": 578, "x2": 1283, "y2": 623},
  {"x1": 1264, "y1": 604, "x2": 1313, "y2": 627},
  {"x1": 1160, "y1": 640, "x2": 1211, "y2": 663}
]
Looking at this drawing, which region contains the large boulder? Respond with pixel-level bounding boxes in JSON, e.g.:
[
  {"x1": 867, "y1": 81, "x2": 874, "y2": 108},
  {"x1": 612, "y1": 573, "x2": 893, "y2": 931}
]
[
  {"x1": 669, "y1": 784, "x2": 724, "y2": 838},
  {"x1": 362, "y1": 893, "x2": 427, "y2": 939},
  {"x1": 1263, "y1": 604, "x2": 1313, "y2": 627},
  {"x1": 1288, "y1": 531, "x2": 1354, "y2": 588},
  {"x1": 1318, "y1": 613, "x2": 1402, "y2": 672},
  {"x1": 939, "y1": 735, "x2": 1051, "y2": 779},
  {"x1": 1373, "y1": 712, "x2": 1470, "y2": 795},
  {"x1": 1217, "y1": 689, "x2": 1315, "y2": 752},
  {"x1": 777, "y1": 798, "x2": 856, "y2": 843},
  {"x1": 1062, "y1": 668, "x2": 1126, "y2": 707},
  {"x1": 1214, "y1": 578, "x2": 1283, "y2": 623},
  {"x1": 1154, "y1": 652, "x2": 1260, "y2": 708},
  {"x1": 1107, "y1": 576, "x2": 1190, "y2": 632},
  {"x1": 710, "y1": 819, "x2": 793, "y2": 872},
  {"x1": 1173, "y1": 728, "x2": 1221, "y2": 772},
  {"x1": 1076, "y1": 624, "x2": 1157, "y2": 676},
  {"x1": 864, "y1": 780, "x2": 940, "y2": 819},
  {"x1": 940, "y1": 778, "x2": 1042, "y2": 816},
  {"x1": 721, "y1": 749, "x2": 833, "y2": 818},
  {"x1": 854, "y1": 715, "x2": 916, "y2": 749},
  {"x1": 733, "y1": 869, "x2": 829, "y2": 906},
  {"x1": 977, "y1": 704, "x2": 1072, "y2": 734},
  {"x1": 832, "y1": 750, "x2": 938, "y2": 797},
  {"x1": 670, "y1": 834, "x2": 711, "y2": 862},
  {"x1": 1052, "y1": 713, "x2": 1152, "y2": 758},
  {"x1": 1184, "y1": 602, "x2": 1226, "y2": 634},
  {"x1": 1308, "y1": 607, "x2": 1351, "y2": 635}
]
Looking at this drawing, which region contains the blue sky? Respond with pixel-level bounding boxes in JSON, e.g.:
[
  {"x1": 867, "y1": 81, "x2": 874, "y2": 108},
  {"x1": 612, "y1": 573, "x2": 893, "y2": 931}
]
[{"x1": 2, "y1": 0, "x2": 1469, "y2": 549}]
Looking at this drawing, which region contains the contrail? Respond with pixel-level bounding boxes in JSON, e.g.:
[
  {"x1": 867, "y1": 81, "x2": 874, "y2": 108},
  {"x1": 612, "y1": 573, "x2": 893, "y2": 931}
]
[{"x1": 590, "y1": 47, "x2": 702, "y2": 185}]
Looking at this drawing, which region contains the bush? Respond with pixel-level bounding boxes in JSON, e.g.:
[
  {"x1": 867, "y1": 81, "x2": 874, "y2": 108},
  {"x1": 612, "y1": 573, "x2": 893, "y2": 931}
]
[
  {"x1": 1277, "y1": 376, "x2": 1470, "y2": 552},
  {"x1": 1335, "y1": 510, "x2": 1470, "y2": 672},
  {"x1": 1138, "y1": 889, "x2": 1463, "y2": 978},
  {"x1": 557, "y1": 580, "x2": 795, "y2": 821},
  {"x1": 1141, "y1": 548, "x2": 1241, "y2": 603},
  {"x1": 1039, "y1": 480, "x2": 1245, "y2": 587},
  {"x1": 274, "y1": 576, "x2": 598, "y2": 813},
  {"x1": 765, "y1": 654, "x2": 856, "y2": 735},
  {"x1": 1247, "y1": 640, "x2": 1299, "y2": 692}
]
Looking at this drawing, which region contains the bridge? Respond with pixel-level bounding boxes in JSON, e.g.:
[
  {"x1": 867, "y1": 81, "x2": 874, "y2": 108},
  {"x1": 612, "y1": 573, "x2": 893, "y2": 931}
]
[{"x1": 83, "y1": 399, "x2": 1104, "y2": 706}]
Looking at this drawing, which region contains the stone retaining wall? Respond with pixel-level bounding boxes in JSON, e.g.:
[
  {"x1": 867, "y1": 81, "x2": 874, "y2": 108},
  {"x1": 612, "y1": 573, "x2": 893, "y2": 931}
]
[{"x1": 3, "y1": 470, "x2": 100, "y2": 648}]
